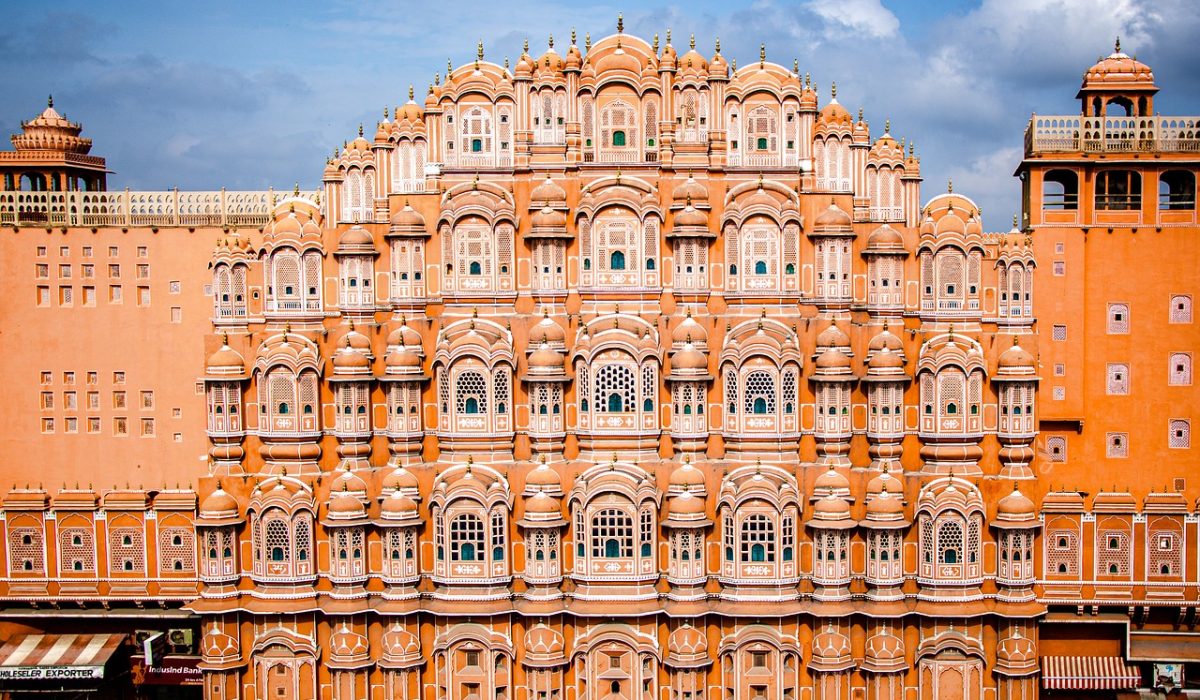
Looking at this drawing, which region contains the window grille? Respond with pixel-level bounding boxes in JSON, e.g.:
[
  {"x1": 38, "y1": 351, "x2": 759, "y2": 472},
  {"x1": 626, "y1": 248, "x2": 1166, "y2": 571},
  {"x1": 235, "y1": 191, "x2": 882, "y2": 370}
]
[
  {"x1": 449, "y1": 513, "x2": 485, "y2": 561},
  {"x1": 109, "y1": 526, "x2": 145, "y2": 573},
  {"x1": 1169, "y1": 419, "x2": 1190, "y2": 449},
  {"x1": 1107, "y1": 303, "x2": 1130, "y2": 334},
  {"x1": 159, "y1": 527, "x2": 195, "y2": 573},
  {"x1": 1106, "y1": 364, "x2": 1130, "y2": 395},
  {"x1": 1106, "y1": 432, "x2": 1128, "y2": 458},
  {"x1": 1096, "y1": 530, "x2": 1130, "y2": 577},
  {"x1": 591, "y1": 509, "x2": 633, "y2": 558},
  {"x1": 1046, "y1": 436, "x2": 1066, "y2": 462},
  {"x1": 1170, "y1": 295, "x2": 1193, "y2": 323},
  {"x1": 9, "y1": 527, "x2": 44, "y2": 573},
  {"x1": 59, "y1": 527, "x2": 95, "y2": 572},
  {"x1": 1168, "y1": 353, "x2": 1192, "y2": 386},
  {"x1": 739, "y1": 514, "x2": 776, "y2": 563},
  {"x1": 594, "y1": 363, "x2": 636, "y2": 413}
]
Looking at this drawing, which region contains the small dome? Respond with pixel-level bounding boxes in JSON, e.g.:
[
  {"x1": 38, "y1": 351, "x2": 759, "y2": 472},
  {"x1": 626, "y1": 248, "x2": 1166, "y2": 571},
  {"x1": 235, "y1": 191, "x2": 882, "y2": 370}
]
[
  {"x1": 671, "y1": 312, "x2": 708, "y2": 345},
  {"x1": 997, "y1": 484, "x2": 1036, "y2": 519},
  {"x1": 819, "y1": 98, "x2": 853, "y2": 125},
  {"x1": 525, "y1": 489, "x2": 561, "y2": 515},
  {"x1": 526, "y1": 460, "x2": 563, "y2": 490},
  {"x1": 330, "y1": 626, "x2": 370, "y2": 661},
  {"x1": 668, "y1": 489, "x2": 706, "y2": 516},
  {"x1": 532, "y1": 205, "x2": 567, "y2": 229},
  {"x1": 387, "y1": 318, "x2": 424, "y2": 349},
  {"x1": 386, "y1": 346, "x2": 423, "y2": 369},
  {"x1": 200, "y1": 488, "x2": 238, "y2": 517},
  {"x1": 531, "y1": 312, "x2": 566, "y2": 345},
  {"x1": 815, "y1": 348, "x2": 851, "y2": 370},
  {"x1": 338, "y1": 225, "x2": 374, "y2": 248},
  {"x1": 206, "y1": 342, "x2": 245, "y2": 374},
  {"x1": 998, "y1": 339, "x2": 1036, "y2": 370},
  {"x1": 814, "y1": 466, "x2": 850, "y2": 493},
  {"x1": 868, "y1": 346, "x2": 905, "y2": 371},
  {"x1": 812, "y1": 626, "x2": 853, "y2": 664},
  {"x1": 672, "y1": 343, "x2": 708, "y2": 371},
  {"x1": 389, "y1": 202, "x2": 426, "y2": 235},
  {"x1": 868, "y1": 326, "x2": 903, "y2": 354},
  {"x1": 380, "y1": 490, "x2": 419, "y2": 517},
  {"x1": 997, "y1": 629, "x2": 1037, "y2": 666},
  {"x1": 866, "y1": 466, "x2": 902, "y2": 498},
  {"x1": 679, "y1": 48, "x2": 708, "y2": 72},
  {"x1": 866, "y1": 485, "x2": 905, "y2": 519},
  {"x1": 668, "y1": 624, "x2": 707, "y2": 657},
  {"x1": 1082, "y1": 41, "x2": 1156, "y2": 90},
  {"x1": 816, "y1": 321, "x2": 851, "y2": 349},
  {"x1": 866, "y1": 224, "x2": 904, "y2": 250},
  {"x1": 328, "y1": 492, "x2": 366, "y2": 518},
  {"x1": 669, "y1": 460, "x2": 705, "y2": 490},
  {"x1": 674, "y1": 204, "x2": 708, "y2": 228},
  {"x1": 671, "y1": 173, "x2": 709, "y2": 206},
  {"x1": 381, "y1": 625, "x2": 421, "y2": 662},
  {"x1": 813, "y1": 493, "x2": 851, "y2": 520},
  {"x1": 525, "y1": 624, "x2": 565, "y2": 657},
  {"x1": 814, "y1": 202, "x2": 852, "y2": 229},
  {"x1": 382, "y1": 465, "x2": 419, "y2": 493},
  {"x1": 528, "y1": 341, "x2": 566, "y2": 371},
  {"x1": 530, "y1": 176, "x2": 567, "y2": 204}
]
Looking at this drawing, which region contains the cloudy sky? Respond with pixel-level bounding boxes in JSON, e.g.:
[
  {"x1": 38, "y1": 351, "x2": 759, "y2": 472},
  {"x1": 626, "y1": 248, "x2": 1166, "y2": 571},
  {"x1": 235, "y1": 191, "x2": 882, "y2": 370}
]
[{"x1": 3, "y1": 0, "x2": 1197, "y2": 230}]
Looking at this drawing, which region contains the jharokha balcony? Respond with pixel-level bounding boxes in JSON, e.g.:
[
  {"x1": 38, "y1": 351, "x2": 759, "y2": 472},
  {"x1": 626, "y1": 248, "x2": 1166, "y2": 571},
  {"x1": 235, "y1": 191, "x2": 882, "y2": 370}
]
[
  {"x1": 1024, "y1": 115, "x2": 1200, "y2": 156},
  {"x1": 0, "y1": 188, "x2": 319, "y2": 227}
]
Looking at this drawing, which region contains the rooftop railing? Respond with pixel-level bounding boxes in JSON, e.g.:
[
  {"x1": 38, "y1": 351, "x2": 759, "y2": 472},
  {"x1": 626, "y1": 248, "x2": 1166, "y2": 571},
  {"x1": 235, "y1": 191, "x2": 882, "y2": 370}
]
[
  {"x1": 1025, "y1": 115, "x2": 1200, "y2": 155},
  {"x1": 0, "y1": 188, "x2": 320, "y2": 227}
]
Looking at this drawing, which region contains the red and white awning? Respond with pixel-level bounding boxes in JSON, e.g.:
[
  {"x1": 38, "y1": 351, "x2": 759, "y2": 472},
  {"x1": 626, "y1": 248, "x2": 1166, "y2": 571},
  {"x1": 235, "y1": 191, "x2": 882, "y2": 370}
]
[
  {"x1": 0, "y1": 634, "x2": 124, "y2": 682},
  {"x1": 1041, "y1": 656, "x2": 1142, "y2": 690}
]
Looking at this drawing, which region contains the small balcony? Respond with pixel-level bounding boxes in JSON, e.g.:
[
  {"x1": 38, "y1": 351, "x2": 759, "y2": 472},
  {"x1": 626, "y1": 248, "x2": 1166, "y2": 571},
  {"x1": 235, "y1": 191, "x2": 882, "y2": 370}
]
[{"x1": 1025, "y1": 115, "x2": 1200, "y2": 155}]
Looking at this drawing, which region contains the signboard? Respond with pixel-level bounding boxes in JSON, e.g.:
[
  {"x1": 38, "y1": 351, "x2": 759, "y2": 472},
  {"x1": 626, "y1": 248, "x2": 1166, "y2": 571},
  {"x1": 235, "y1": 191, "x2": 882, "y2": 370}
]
[
  {"x1": 1154, "y1": 663, "x2": 1185, "y2": 689},
  {"x1": 0, "y1": 666, "x2": 104, "y2": 680},
  {"x1": 130, "y1": 655, "x2": 203, "y2": 686},
  {"x1": 142, "y1": 632, "x2": 167, "y2": 666}
]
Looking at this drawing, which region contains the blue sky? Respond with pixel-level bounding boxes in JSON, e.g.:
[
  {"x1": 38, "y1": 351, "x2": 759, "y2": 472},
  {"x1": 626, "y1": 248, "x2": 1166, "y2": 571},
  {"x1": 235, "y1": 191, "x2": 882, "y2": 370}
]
[{"x1": 3, "y1": 0, "x2": 1197, "y2": 230}]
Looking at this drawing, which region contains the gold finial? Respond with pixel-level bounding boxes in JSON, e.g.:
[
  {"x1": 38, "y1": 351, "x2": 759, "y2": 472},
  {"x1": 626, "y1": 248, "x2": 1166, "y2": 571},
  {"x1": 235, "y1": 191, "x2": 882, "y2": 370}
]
[
  {"x1": 548, "y1": 34, "x2": 554, "y2": 49},
  {"x1": 221, "y1": 331, "x2": 229, "y2": 346},
  {"x1": 858, "y1": 107, "x2": 863, "y2": 122},
  {"x1": 523, "y1": 37, "x2": 529, "y2": 53},
  {"x1": 472, "y1": 174, "x2": 479, "y2": 190},
  {"x1": 434, "y1": 71, "x2": 440, "y2": 85},
  {"x1": 447, "y1": 58, "x2": 452, "y2": 74},
  {"x1": 793, "y1": 58, "x2": 799, "y2": 74},
  {"x1": 504, "y1": 56, "x2": 509, "y2": 70},
  {"x1": 885, "y1": 119, "x2": 890, "y2": 133},
  {"x1": 731, "y1": 58, "x2": 737, "y2": 71},
  {"x1": 358, "y1": 123, "x2": 364, "y2": 137},
  {"x1": 666, "y1": 28, "x2": 671, "y2": 45},
  {"x1": 408, "y1": 84, "x2": 414, "y2": 101},
  {"x1": 653, "y1": 33, "x2": 659, "y2": 53},
  {"x1": 585, "y1": 32, "x2": 591, "y2": 51},
  {"x1": 1013, "y1": 214, "x2": 1019, "y2": 228},
  {"x1": 571, "y1": 27, "x2": 577, "y2": 45},
  {"x1": 293, "y1": 182, "x2": 300, "y2": 196},
  {"x1": 383, "y1": 106, "x2": 389, "y2": 120},
  {"x1": 831, "y1": 81, "x2": 837, "y2": 99},
  {"x1": 947, "y1": 178, "x2": 953, "y2": 193},
  {"x1": 611, "y1": 452, "x2": 619, "y2": 465},
  {"x1": 477, "y1": 39, "x2": 484, "y2": 61},
  {"x1": 715, "y1": 37, "x2": 721, "y2": 53},
  {"x1": 759, "y1": 43, "x2": 766, "y2": 63},
  {"x1": 805, "y1": 72, "x2": 811, "y2": 88},
  {"x1": 689, "y1": 33, "x2": 695, "y2": 50},
  {"x1": 909, "y1": 142, "x2": 914, "y2": 157},
  {"x1": 1012, "y1": 335, "x2": 1019, "y2": 347},
  {"x1": 617, "y1": 13, "x2": 623, "y2": 33},
  {"x1": 1115, "y1": 36, "x2": 1121, "y2": 53}
]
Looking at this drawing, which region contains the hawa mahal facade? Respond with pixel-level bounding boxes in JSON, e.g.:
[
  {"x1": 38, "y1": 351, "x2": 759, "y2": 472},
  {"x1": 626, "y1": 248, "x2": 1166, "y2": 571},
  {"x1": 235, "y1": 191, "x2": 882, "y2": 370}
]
[{"x1": 0, "y1": 26, "x2": 1196, "y2": 700}]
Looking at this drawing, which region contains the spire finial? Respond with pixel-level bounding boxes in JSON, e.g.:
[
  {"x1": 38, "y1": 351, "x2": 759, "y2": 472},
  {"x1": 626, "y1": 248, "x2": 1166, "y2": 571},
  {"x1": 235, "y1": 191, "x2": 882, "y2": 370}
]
[
  {"x1": 885, "y1": 119, "x2": 890, "y2": 134},
  {"x1": 831, "y1": 81, "x2": 837, "y2": 99},
  {"x1": 793, "y1": 58, "x2": 799, "y2": 74},
  {"x1": 689, "y1": 33, "x2": 695, "y2": 50},
  {"x1": 666, "y1": 28, "x2": 671, "y2": 45},
  {"x1": 1013, "y1": 214, "x2": 1019, "y2": 228},
  {"x1": 947, "y1": 178, "x2": 953, "y2": 193},
  {"x1": 477, "y1": 39, "x2": 484, "y2": 61},
  {"x1": 523, "y1": 37, "x2": 529, "y2": 53},
  {"x1": 653, "y1": 33, "x2": 659, "y2": 54},
  {"x1": 805, "y1": 72, "x2": 811, "y2": 88},
  {"x1": 571, "y1": 27, "x2": 577, "y2": 45},
  {"x1": 759, "y1": 43, "x2": 766, "y2": 64},
  {"x1": 383, "y1": 106, "x2": 389, "y2": 120},
  {"x1": 715, "y1": 37, "x2": 721, "y2": 54},
  {"x1": 585, "y1": 32, "x2": 591, "y2": 51},
  {"x1": 858, "y1": 107, "x2": 864, "y2": 122},
  {"x1": 909, "y1": 142, "x2": 915, "y2": 157},
  {"x1": 447, "y1": 58, "x2": 453, "y2": 74},
  {"x1": 408, "y1": 84, "x2": 414, "y2": 101},
  {"x1": 548, "y1": 33, "x2": 554, "y2": 49},
  {"x1": 221, "y1": 331, "x2": 229, "y2": 346},
  {"x1": 435, "y1": 71, "x2": 440, "y2": 85},
  {"x1": 358, "y1": 123, "x2": 364, "y2": 137},
  {"x1": 47, "y1": 94, "x2": 54, "y2": 108},
  {"x1": 617, "y1": 13, "x2": 623, "y2": 33},
  {"x1": 1115, "y1": 36, "x2": 1121, "y2": 53}
]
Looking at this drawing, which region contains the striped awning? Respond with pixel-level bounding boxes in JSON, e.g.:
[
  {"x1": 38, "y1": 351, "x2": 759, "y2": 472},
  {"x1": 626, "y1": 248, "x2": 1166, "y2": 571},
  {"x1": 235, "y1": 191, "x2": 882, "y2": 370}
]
[
  {"x1": 0, "y1": 634, "x2": 125, "y2": 682},
  {"x1": 1041, "y1": 656, "x2": 1142, "y2": 690}
]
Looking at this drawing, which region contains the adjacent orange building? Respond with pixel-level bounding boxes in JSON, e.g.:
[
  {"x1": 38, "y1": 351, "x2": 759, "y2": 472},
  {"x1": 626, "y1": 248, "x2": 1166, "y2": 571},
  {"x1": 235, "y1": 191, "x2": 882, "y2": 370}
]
[{"x1": 0, "y1": 27, "x2": 1195, "y2": 700}]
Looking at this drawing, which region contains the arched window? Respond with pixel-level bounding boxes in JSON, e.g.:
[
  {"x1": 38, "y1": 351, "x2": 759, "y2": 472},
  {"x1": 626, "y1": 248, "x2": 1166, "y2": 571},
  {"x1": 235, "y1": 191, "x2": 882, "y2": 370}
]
[
  {"x1": 1042, "y1": 169, "x2": 1079, "y2": 210},
  {"x1": 592, "y1": 509, "x2": 633, "y2": 558},
  {"x1": 1096, "y1": 170, "x2": 1142, "y2": 211},
  {"x1": 740, "y1": 514, "x2": 776, "y2": 563},
  {"x1": 937, "y1": 520, "x2": 962, "y2": 564},
  {"x1": 449, "y1": 514, "x2": 485, "y2": 561},
  {"x1": 610, "y1": 250, "x2": 626, "y2": 270},
  {"x1": 1160, "y1": 170, "x2": 1196, "y2": 210},
  {"x1": 468, "y1": 261, "x2": 482, "y2": 275},
  {"x1": 613, "y1": 130, "x2": 626, "y2": 147}
]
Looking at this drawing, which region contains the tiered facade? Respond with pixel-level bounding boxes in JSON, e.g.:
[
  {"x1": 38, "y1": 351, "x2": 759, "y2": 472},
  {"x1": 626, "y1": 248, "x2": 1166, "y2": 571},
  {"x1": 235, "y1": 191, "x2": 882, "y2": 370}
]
[{"x1": 0, "y1": 29, "x2": 1195, "y2": 700}]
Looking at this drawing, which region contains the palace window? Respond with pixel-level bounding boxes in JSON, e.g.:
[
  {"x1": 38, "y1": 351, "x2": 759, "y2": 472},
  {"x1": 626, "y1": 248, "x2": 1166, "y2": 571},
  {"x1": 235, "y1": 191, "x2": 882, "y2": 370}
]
[
  {"x1": 1046, "y1": 529, "x2": 1079, "y2": 577},
  {"x1": 211, "y1": 263, "x2": 248, "y2": 318},
  {"x1": 109, "y1": 526, "x2": 145, "y2": 574},
  {"x1": 1043, "y1": 169, "x2": 1079, "y2": 210},
  {"x1": 202, "y1": 528, "x2": 236, "y2": 579},
  {"x1": 1096, "y1": 528, "x2": 1130, "y2": 578},
  {"x1": 1096, "y1": 170, "x2": 1141, "y2": 211},
  {"x1": 1169, "y1": 353, "x2": 1192, "y2": 386},
  {"x1": 251, "y1": 508, "x2": 313, "y2": 581},
  {"x1": 1159, "y1": 170, "x2": 1195, "y2": 210},
  {"x1": 1170, "y1": 295, "x2": 1193, "y2": 323},
  {"x1": 59, "y1": 527, "x2": 95, "y2": 573},
  {"x1": 159, "y1": 527, "x2": 195, "y2": 574},
  {"x1": 1169, "y1": 419, "x2": 1190, "y2": 449},
  {"x1": 7, "y1": 526, "x2": 44, "y2": 574},
  {"x1": 342, "y1": 167, "x2": 376, "y2": 222},
  {"x1": 815, "y1": 135, "x2": 852, "y2": 191},
  {"x1": 1106, "y1": 363, "x2": 1130, "y2": 395}
]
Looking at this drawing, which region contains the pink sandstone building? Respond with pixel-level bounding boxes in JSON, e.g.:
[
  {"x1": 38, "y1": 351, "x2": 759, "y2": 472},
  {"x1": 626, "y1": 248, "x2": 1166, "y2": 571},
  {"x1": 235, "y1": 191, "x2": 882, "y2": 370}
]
[{"x1": 0, "y1": 26, "x2": 1196, "y2": 700}]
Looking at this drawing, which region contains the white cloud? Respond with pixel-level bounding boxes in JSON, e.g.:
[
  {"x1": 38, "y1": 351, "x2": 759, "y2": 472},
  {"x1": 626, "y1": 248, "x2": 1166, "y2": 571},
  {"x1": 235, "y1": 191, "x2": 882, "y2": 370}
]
[
  {"x1": 806, "y1": 0, "x2": 899, "y2": 38},
  {"x1": 944, "y1": 146, "x2": 1025, "y2": 228}
]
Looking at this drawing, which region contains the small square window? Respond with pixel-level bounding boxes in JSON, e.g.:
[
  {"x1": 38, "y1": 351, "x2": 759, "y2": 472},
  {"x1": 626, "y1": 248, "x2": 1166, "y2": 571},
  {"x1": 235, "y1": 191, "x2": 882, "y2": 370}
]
[
  {"x1": 1053, "y1": 261, "x2": 1065, "y2": 276},
  {"x1": 136, "y1": 264, "x2": 149, "y2": 279},
  {"x1": 82, "y1": 286, "x2": 96, "y2": 306},
  {"x1": 1055, "y1": 242, "x2": 1065, "y2": 254},
  {"x1": 58, "y1": 264, "x2": 72, "y2": 278},
  {"x1": 136, "y1": 246, "x2": 148, "y2": 258},
  {"x1": 113, "y1": 371, "x2": 125, "y2": 385},
  {"x1": 171, "y1": 307, "x2": 182, "y2": 323},
  {"x1": 113, "y1": 417, "x2": 128, "y2": 436},
  {"x1": 1052, "y1": 325, "x2": 1067, "y2": 341},
  {"x1": 1053, "y1": 387, "x2": 1065, "y2": 400},
  {"x1": 108, "y1": 246, "x2": 119, "y2": 257},
  {"x1": 169, "y1": 281, "x2": 181, "y2": 294},
  {"x1": 86, "y1": 371, "x2": 97, "y2": 385},
  {"x1": 141, "y1": 391, "x2": 154, "y2": 410},
  {"x1": 172, "y1": 408, "x2": 182, "y2": 418},
  {"x1": 173, "y1": 432, "x2": 183, "y2": 443},
  {"x1": 87, "y1": 417, "x2": 100, "y2": 433},
  {"x1": 63, "y1": 391, "x2": 77, "y2": 410},
  {"x1": 36, "y1": 246, "x2": 47, "y2": 257},
  {"x1": 36, "y1": 286, "x2": 50, "y2": 306},
  {"x1": 1106, "y1": 432, "x2": 1128, "y2": 458},
  {"x1": 87, "y1": 392, "x2": 99, "y2": 410},
  {"x1": 40, "y1": 392, "x2": 54, "y2": 410},
  {"x1": 141, "y1": 417, "x2": 155, "y2": 437},
  {"x1": 1107, "y1": 303, "x2": 1130, "y2": 334},
  {"x1": 59, "y1": 246, "x2": 70, "y2": 257},
  {"x1": 113, "y1": 391, "x2": 127, "y2": 409},
  {"x1": 109, "y1": 285, "x2": 122, "y2": 303},
  {"x1": 64, "y1": 417, "x2": 78, "y2": 433},
  {"x1": 1054, "y1": 364, "x2": 1065, "y2": 376},
  {"x1": 40, "y1": 371, "x2": 52, "y2": 385},
  {"x1": 59, "y1": 286, "x2": 73, "y2": 305},
  {"x1": 63, "y1": 372, "x2": 75, "y2": 385},
  {"x1": 1169, "y1": 419, "x2": 1190, "y2": 449},
  {"x1": 81, "y1": 264, "x2": 94, "y2": 278},
  {"x1": 35, "y1": 263, "x2": 48, "y2": 278},
  {"x1": 41, "y1": 417, "x2": 55, "y2": 433},
  {"x1": 109, "y1": 264, "x2": 120, "y2": 278},
  {"x1": 137, "y1": 286, "x2": 150, "y2": 306},
  {"x1": 81, "y1": 246, "x2": 93, "y2": 258}
]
